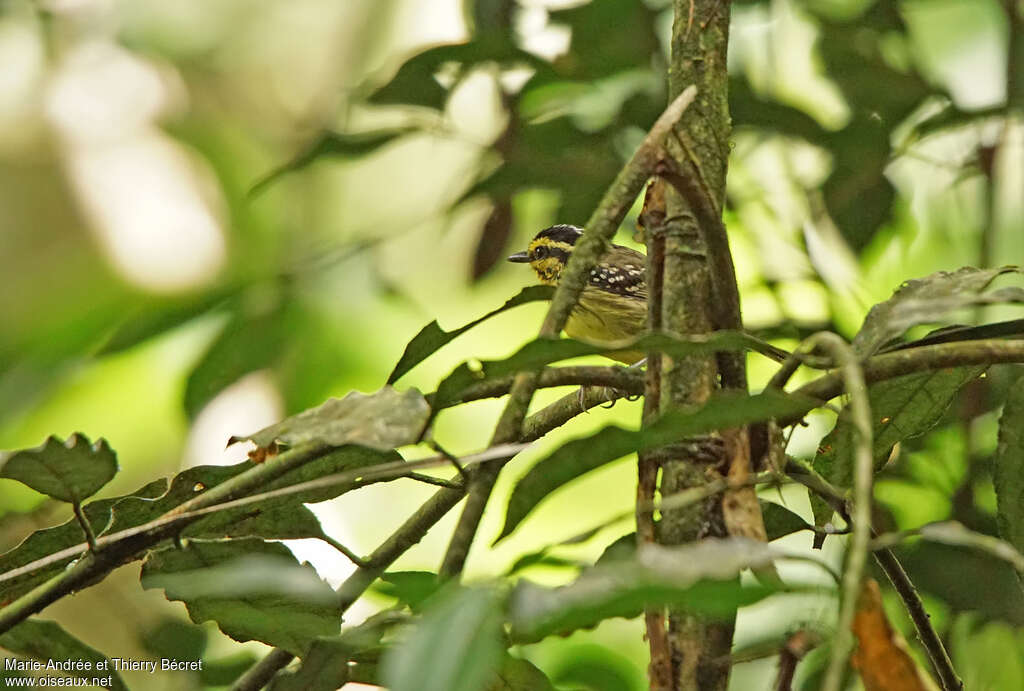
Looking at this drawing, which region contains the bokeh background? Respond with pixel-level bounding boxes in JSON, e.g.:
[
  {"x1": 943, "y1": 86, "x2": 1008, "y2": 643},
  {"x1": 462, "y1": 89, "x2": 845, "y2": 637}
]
[{"x1": 1, "y1": 0, "x2": 1022, "y2": 688}]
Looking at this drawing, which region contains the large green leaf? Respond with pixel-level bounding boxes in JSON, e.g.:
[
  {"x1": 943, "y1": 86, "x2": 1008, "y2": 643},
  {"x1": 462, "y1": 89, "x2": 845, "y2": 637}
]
[
  {"x1": 434, "y1": 331, "x2": 782, "y2": 408},
  {"x1": 184, "y1": 305, "x2": 291, "y2": 419},
  {"x1": 141, "y1": 538, "x2": 340, "y2": 655},
  {"x1": 810, "y1": 366, "x2": 986, "y2": 528},
  {"x1": 0, "y1": 619, "x2": 128, "y2": 691},
  {"x1": 228, "y1": 387, "x2": 430, "y2": 452},
  {"x1": 498, "y1": 388, "x2": 818, "y2": 541},
  {"x1": 387, "y1": 286, "x2": 554, "y2": 384},
  {"x1": 0, "y1": 481, "x2": 165, "y2": 604},
  {"x1": 852, "y1": 267, "x2": 1024, "y2": 355},
  {"x1": 0, "y1": 434, "x2": 118, "y2": 504},
  {"x1": 995, "y1": 375, "x2": 1024, "y2": 581},
  {"x1": 509, "y1": 539, "x2": 788, "y2": 643},
  {"x1": 373, "y1": 571, "x2": 442, "y2": 613},
  {"x1": 382, "y1": 585, "x2": 504, "y2": 691}
]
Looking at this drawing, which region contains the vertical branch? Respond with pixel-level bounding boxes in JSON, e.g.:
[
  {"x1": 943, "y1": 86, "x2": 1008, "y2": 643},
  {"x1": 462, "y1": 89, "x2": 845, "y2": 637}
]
[
  {"x1": 811, "y1": 334, "x2": 873, "y2": 691},
  {"x1": 658, "y1": 1, "x2": 740, "y2": 689},
  {"x1": 639, "y1": 182, "x2": 673, "y2": 690}
]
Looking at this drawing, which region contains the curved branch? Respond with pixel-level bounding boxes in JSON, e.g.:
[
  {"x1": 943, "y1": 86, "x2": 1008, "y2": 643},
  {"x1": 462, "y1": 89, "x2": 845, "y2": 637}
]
[{"x1": 809, "y1": 334, "x2": 873, "y2": 691}]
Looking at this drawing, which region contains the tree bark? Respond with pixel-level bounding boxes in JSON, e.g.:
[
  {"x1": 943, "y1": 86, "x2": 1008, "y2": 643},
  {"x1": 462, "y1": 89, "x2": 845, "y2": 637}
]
[{"x1": 651, "y1": 2, "x2": 738, "y2": 689}]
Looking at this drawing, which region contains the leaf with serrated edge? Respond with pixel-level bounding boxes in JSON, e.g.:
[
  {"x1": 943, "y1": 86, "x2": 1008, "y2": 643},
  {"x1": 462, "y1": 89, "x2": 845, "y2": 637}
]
[
  {"x1": 995, "y1": 375, "x2": 1024, "y2": 581},
  {"x1": 388, "y1": 285, "x2": 554, "y2": 384},
  {"x1": 497, "y1": 388, "x2": 817, "y2": 541},
  {"x1": 0, "y1": 619, "x2": 128, "y2": 691},
  {"x1": 0, "y1": 480, "x2": 165, "y2": 605},
  {"x1": 141, "y1": 538, "x2": 340, "y2": 655},
  {"x1": 852, "y1": 266, "x2": 1024, "y2": 355},
  {"x1": 0, "y1": 434, "x2": 118, "y2": 504},
  {"x1": 230, "y1": 387, "x2": 430, "y2": 452}
]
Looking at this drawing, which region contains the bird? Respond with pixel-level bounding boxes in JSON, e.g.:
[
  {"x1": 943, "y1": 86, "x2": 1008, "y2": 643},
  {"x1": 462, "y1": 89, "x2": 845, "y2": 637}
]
[{"x1": 507, "y1": 224, "x2": 647, "y2": 364}]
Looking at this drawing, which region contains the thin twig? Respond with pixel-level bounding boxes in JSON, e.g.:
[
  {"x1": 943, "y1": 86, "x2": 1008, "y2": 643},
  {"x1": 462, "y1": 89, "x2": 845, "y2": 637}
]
[
  {"x1": 640, "y1": 181, "x2": 673, "y2": 690},
  {"x1": 786, "y1": 449, "x2": 962, "y2": 690},
  {"x1": 872, "y1": 548, "x2": 963, "y2": 691},
  {"x1": 71, "y1": 501, "x2": 97, "y2": 552},
  {"x1": 318, "y1": 536, "x2": 369, "y2": 568}
]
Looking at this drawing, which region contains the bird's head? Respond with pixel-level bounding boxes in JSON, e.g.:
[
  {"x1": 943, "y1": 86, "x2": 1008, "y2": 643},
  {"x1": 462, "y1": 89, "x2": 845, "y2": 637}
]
[{"x1": 506, "y1": 224, "x2": 583, "y2": 285}]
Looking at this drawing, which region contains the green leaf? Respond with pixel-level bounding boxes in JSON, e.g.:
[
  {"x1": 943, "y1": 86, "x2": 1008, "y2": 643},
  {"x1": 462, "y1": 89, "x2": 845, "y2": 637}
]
[
  {"x1": 0, "y1": 434, "x2": 118, "y2": 504},
  {"x1": 435, "y1": 331, "x2": 782, "y2": 408},
  {"x1": 387, "y1": 285, "x2": 554, "y2": 384},
  {"x1": 229, "y1": 386, "x2": 430, "y2": 451},
  {"x1": 852, "y1": 266, "x2": 1024, "y2": 355},
  {"x1": 546, "y1": 645, "x2": 643, "y2": 691},
  {"x1": 811, "y1": 366, "x2": 986, "y2": 528},
  {"x1": 498, "y1": 388, "x2": 818, "y2": 541},
  {"x1": 509, "y1": 539, "x2": 787, "y2": 643},
  {"x1": 0, "y1": 481, "x2": 165, "y2": 604},
  {"x1": 369, "y1": 41, "x2": 536, "y2": 108},
  {"x1": 267, "y1": 637, "x2": 352, "y2": 691},
  {"x1": 198, "y1": 652, "x2": 260, "y2": 687},
  {"x1": 761, "y1": 501, "x2": 813, "y2": 541},
  {"x1": 141, "y1": 538, "x2": 340, "y2": 655},
  {"x1": 916, "y1": 522, "x2": 1024, "y2": 575},
  {"x1": 373, "y1": 571, "x2": 442, "y2": 612},
  {"x1": 895, "y1": 541, "x2": 1024, "y2": 626},
  {"x1": 382, "y1": 585, "x2": 504, "y2": 691},
  {"x1": 268, "y1": 611, "x2": 407, "y2": 691},
  {"x1": 140, "y1": 618, "x2": 207, "y2": 662},
  {"x1": 250, "y1": 130, "x2": 415, "y2": 196},
  {"x1": 0, "y1": 619, "x2": 128, "y2": 691},
  {"x1": 184, "y1": 306, "x2": 291, "y2": 419},
  {"x1": 487, "y1": 656, "x2": 557, "y2": 691},
  {"x1": 995, "y1": 376, "x2": 1024, "y2": 582}
]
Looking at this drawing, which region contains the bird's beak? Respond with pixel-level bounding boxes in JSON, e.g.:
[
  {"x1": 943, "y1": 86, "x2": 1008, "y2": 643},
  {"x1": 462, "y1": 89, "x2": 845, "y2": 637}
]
[{"x1": 507, "y1": 251, "x2": 530, "y2": 263}]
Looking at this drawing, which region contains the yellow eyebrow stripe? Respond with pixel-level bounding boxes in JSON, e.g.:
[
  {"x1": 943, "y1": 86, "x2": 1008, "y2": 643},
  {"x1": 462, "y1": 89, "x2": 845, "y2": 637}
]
[{"x1": 529, "y1": 239, "x2": 575, "y2": 252}]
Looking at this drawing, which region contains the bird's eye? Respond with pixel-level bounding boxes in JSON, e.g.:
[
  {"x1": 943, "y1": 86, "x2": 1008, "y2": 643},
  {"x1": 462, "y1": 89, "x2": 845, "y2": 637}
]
[{"x1": 533, "y1": 246, "x2": 548, "y2": 259}]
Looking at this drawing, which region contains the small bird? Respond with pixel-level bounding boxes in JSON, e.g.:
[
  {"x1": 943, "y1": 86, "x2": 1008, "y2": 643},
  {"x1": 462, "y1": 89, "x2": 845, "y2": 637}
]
[{"x1": 507, "y1": 224, "x2": 647, "y2": 364}]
